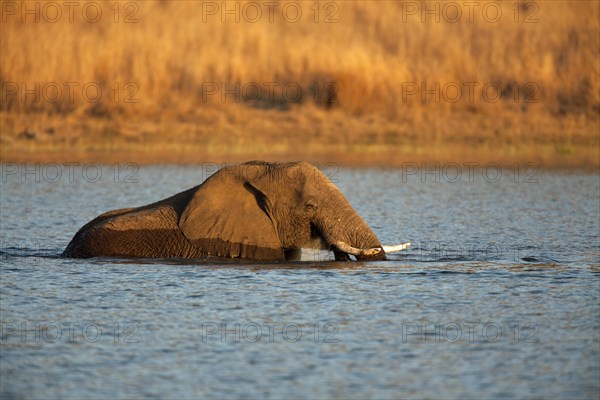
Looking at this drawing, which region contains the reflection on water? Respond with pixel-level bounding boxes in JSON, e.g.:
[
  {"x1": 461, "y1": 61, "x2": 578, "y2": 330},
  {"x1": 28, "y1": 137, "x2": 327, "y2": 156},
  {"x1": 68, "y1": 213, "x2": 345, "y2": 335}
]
[{"x1": 1, "y1": 166, "x2": 599, "y2": 399}]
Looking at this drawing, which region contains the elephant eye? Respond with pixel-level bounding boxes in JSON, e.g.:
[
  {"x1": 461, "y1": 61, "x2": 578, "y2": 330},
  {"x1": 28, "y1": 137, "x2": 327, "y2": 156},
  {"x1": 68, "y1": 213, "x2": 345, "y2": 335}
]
[{"x1": 305, "y1": 200, "x2": 318, "y2": 213}]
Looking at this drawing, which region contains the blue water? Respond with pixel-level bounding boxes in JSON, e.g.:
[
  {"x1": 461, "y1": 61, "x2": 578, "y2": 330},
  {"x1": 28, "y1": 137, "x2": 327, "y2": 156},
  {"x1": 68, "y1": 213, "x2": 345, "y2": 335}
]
[{"x1": 1, "y1": 164, "x2": 599, "y2": 399}]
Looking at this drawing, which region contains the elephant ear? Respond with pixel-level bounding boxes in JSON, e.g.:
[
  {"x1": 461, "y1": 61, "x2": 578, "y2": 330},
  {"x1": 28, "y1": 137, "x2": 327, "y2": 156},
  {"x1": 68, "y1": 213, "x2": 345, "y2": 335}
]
[{"x1": 178, "y1": 171, "x2": 284, "y2": 260}]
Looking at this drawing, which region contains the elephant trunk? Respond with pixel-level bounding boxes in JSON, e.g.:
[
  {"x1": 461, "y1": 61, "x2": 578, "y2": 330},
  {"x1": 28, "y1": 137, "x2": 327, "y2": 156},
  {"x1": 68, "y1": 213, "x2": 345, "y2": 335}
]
[{"x1": 313, "y1": 198, "x2": 385, "y2": 260}]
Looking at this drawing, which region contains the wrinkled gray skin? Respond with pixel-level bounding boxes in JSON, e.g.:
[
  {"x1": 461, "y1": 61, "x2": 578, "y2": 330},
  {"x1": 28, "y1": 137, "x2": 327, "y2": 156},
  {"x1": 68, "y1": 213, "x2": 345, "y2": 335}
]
[{"x1": 62, "y1": 161, "x2": 386, "y2": 261}]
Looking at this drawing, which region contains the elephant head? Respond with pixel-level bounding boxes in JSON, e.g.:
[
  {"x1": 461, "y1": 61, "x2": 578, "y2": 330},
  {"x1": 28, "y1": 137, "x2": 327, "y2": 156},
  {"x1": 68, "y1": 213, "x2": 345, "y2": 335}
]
[{"x1": 63, "y1": 161, "x2": 409, "y2": 261}]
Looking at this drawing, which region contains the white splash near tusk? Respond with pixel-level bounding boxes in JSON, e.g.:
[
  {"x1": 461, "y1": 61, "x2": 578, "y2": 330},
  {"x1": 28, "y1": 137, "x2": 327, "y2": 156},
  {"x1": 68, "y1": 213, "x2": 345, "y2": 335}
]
[{"x1": 382, "y1": 243, "x2": 411, "y2": 253}]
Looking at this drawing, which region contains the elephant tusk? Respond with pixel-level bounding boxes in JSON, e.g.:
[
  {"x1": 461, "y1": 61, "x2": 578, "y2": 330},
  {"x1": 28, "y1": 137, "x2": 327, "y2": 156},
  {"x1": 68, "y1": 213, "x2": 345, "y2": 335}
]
[
  {"x1": 333, "y1": 241, "x2": 383, "y2": 257},
  {"x1": 382, "y1": 243, "x2": 411, "y2": 253}
]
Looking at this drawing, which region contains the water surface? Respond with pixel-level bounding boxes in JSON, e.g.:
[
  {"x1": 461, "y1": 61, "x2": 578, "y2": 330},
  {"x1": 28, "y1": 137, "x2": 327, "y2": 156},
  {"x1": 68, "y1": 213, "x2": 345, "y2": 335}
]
[{"x1": 1, "y1": 164, "x2": 599, "y2": 399}]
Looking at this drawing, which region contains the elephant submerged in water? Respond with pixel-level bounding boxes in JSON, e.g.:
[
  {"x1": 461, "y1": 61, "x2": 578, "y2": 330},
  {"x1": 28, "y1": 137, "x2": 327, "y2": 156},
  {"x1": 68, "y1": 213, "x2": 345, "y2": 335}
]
[{"x1": 62, "y1": 161, "x2": 409, "y2": 261}]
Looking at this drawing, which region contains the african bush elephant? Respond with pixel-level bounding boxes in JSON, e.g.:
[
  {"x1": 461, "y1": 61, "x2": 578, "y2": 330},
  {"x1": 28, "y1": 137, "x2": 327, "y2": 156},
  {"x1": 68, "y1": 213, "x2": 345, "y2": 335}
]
[{"x1": 62, "y1": 161, "x2": 409, "y2": 261}]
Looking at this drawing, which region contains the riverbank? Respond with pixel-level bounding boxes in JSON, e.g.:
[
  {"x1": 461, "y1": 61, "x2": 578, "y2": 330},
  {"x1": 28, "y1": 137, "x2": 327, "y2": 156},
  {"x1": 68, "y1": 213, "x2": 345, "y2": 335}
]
[
  {"x1": 2, "y1": 1, "x2": 598, "y2": 169},
  {"x1": 1, "y1": 107, "x2": 598, "y2": 169}
]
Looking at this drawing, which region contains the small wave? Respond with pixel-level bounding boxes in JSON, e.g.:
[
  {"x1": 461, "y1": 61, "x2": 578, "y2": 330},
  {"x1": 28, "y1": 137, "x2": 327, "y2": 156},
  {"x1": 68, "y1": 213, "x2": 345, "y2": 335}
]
[
  {"x1": 0, "y1": 249, "x2": 62, "y2": 259},
  {"x1": 520, "y1": 256, "x2": 560, "y2": 263},
  {"x1": 161, "y1": 282, "x2": 182, "y2": 288}
]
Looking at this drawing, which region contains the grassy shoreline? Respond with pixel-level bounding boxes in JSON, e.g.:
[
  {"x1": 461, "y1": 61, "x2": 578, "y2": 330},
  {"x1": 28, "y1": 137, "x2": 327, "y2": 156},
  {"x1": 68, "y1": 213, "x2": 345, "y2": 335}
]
[
  {"x1": 2, "y1": 1, "x2": 598, "y2": 170},
  {"x1": 2, "y1": 109, "x2": 598, "y2": 170}
]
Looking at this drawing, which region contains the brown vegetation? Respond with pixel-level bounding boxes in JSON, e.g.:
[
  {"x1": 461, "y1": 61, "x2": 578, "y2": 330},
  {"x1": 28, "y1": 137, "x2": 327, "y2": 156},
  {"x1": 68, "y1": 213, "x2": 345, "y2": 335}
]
[{"x1": 1, "y1": 0, "x2": 598, "y2": 168}]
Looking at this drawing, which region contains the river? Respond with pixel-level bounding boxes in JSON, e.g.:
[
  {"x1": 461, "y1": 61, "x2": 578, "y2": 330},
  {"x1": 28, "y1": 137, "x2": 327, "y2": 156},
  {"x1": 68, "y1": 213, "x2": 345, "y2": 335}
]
[{"x1": 1, "y1": 163, "x2": 598, "y2": 399}]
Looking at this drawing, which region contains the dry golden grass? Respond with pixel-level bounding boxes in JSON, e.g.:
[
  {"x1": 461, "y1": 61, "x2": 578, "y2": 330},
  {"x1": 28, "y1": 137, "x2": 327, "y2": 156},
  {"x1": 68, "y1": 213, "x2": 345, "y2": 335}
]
[{"x1": 0, "y1": 0, "x2": 599, "y2": 167}]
